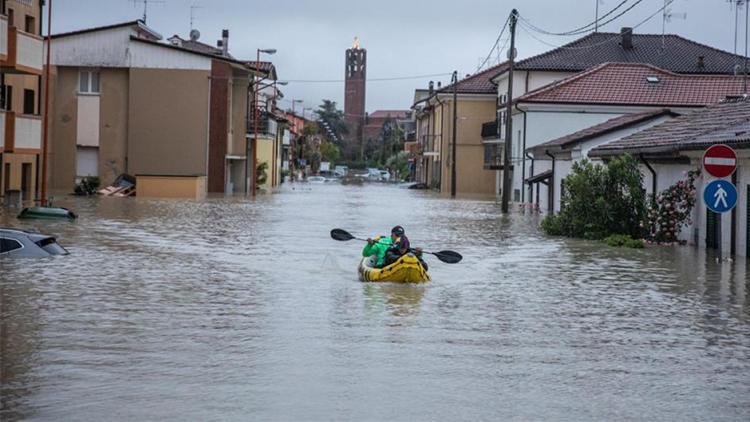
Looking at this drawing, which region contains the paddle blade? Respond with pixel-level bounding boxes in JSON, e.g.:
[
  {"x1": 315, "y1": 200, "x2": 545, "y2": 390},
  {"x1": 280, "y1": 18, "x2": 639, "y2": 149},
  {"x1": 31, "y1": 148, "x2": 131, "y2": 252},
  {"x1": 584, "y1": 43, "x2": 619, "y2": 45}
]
[
  {"x1": 330, "y1": 228, "x2": 355, "y2": 241},
  {"x1": 431, "y1": 250, "x2": 462, "y2": 264}
]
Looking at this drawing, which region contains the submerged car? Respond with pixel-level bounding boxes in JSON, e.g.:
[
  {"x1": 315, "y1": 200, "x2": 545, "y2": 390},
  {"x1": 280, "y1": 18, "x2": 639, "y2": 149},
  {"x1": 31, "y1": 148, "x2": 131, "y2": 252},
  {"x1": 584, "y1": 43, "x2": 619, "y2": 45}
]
[
  {"x1": 0, "y1": 228, "x2": 69, "y2": 257},
  {"x1": 307, "y1": 176, "x2": 326, "y2": 184}
]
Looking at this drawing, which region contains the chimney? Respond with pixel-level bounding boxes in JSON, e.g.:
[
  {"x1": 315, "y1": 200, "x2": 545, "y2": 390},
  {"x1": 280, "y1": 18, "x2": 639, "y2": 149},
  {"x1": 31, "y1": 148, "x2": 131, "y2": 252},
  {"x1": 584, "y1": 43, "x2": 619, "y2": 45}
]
[
  {"x1": 697, "y1": 55, "x2": 705, "y2": 70},
  {"x1": 222, "y1": 29, "x2": 229, "y2": 56},
  {"x1": 428, "y1": 81, "x2": 434, "y2": 95},
  {"x1": 437, "y1": 81, "x2": 442, "y2": 88},
  {"x1": 620, "y1": 27, "x2": 633, "y2": 50},
  {"x1": 217, "y1": 40, "x2": 223, "y2": 49}
]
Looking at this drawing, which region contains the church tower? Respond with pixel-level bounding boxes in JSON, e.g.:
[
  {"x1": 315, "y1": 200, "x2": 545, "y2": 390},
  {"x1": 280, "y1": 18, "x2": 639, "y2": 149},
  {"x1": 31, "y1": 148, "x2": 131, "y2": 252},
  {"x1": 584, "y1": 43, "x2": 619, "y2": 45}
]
[{"x1": 344, "y1": 37, "x2": 366, "y2": 159}]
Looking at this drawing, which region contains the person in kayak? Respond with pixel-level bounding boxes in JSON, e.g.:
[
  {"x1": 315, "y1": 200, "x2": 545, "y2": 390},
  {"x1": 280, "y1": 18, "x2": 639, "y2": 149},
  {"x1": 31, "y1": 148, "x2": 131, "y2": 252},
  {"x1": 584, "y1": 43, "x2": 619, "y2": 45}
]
[
  {"x1": 363, "y1": 235, "x2": 393, "y2": 268},
  {"x1": 384, "y1": 226, "x2": 429, "y2": 271}
]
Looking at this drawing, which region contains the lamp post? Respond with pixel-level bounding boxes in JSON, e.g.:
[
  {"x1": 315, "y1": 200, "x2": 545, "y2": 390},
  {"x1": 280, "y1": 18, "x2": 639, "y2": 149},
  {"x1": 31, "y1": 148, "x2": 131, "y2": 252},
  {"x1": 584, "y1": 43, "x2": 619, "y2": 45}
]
[
  {"x1": 252, "y1": 48, "x2": 276, "y2": 196},
  {"x1": 290, "y1": 99, "x2": 303, "y2": 181}
]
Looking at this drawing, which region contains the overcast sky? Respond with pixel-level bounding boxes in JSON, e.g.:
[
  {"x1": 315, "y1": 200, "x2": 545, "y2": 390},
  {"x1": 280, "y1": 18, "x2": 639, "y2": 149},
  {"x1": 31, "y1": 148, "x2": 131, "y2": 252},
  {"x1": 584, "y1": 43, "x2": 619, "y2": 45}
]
[{"x1": 52, "y1": 0, "x2": 747, "y2": 116}]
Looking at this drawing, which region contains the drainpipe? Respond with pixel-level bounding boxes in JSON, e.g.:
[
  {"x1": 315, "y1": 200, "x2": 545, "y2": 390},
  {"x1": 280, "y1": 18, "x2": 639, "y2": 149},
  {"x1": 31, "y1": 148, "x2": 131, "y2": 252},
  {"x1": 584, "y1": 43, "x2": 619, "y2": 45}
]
[
  {"x1": 545, "y1": 150, "x2": 555, "y2": 214},
  {"x1": 639, "y1": 154, "x2": 657, "y2": 204},
  {"x1": 516, "y1": 102, "x2": 528, "y2": 203},
  {"x1": 525, "y1": 152, "x2": 534, "y2": 206}
]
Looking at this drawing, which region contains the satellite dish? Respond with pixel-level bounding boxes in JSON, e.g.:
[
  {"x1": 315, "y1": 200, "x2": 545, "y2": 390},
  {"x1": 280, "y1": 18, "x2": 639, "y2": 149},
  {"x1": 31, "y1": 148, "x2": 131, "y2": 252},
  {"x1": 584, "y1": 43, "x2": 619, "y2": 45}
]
[{"x1": 189, "y1": 29, "x2": 201, "y2": 41}]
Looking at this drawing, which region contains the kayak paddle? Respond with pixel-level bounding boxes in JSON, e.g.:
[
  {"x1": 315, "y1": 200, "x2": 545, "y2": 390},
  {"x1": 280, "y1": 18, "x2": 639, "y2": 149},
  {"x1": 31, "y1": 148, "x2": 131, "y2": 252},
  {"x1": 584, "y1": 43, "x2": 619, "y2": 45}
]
[{"x1": 329, "y1": 228, "x2": 463, "y2": 264}]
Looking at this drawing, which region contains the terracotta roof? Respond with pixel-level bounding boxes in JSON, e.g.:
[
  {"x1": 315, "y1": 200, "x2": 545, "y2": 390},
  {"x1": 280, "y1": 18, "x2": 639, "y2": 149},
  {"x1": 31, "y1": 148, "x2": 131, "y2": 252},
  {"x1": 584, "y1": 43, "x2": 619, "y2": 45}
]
[
  {"x1": 518, "y1": 62, "x2": 746, "y2": 107},
  {"x1": 435, "y1": 61, "x2": 510, "y2": 95},
  {"x1": 514, "y1": 31, "x2": 748, "y2": 74},
  {"x1": 529, "y1": 109, "x2": 678, "y2": 152},
  {"x1": 368, "y1": 110, "x2": 410, "y2": 119},
  {"x1": 589, "y1": 97, "x2": 750, "y2": 156}
]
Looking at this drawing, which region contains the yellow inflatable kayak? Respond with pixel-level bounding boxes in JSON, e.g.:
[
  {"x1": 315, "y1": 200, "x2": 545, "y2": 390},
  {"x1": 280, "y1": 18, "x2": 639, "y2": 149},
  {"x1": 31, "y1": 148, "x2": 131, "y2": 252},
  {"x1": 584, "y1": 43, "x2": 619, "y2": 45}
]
[{"x1": 358, "y1": 253, "x2": 431, "y2": 283}]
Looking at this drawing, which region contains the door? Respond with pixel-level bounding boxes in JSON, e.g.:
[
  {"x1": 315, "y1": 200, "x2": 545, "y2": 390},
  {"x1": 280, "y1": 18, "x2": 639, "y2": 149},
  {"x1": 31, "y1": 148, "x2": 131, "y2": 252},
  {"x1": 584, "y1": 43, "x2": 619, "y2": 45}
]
[
  {"x1": 76, "y1": 147, "x2": 99, "y2": 178},
  {"x1": 3, "y1": 162, "x2": 10, "y2": 193},
  {"x1": 706, "y1": 209, "x2": 720, "y2": 250},
  {"x1": 21, "y1": 162, "x2": 31, "y2": 200}
]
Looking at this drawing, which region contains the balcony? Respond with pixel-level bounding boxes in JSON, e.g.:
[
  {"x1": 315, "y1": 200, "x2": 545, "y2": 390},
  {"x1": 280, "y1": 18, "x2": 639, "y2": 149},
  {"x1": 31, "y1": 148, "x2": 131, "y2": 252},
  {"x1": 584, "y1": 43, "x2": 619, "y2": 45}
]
[
  {"x1": 247, "y1": 110, "x2": 277, "y2": 139},
  {"x1": 420, "y1": 134, "x2": 441, "y2": 157},
  {"x1": 1, "y1": 111, "x2": 42, "y2": 152},
  {"x1": 0, "y1": 27, "x2": 43, "y2": 75},
  {"x1": 483, "y1": 143, "x2": 506, "y2": 170},
  {"x1": 0, "y1": 15, "x2": 7, "y2": 63},
  {"x1": 481, "y1": 120, "x2": 506, "y2": 142}
]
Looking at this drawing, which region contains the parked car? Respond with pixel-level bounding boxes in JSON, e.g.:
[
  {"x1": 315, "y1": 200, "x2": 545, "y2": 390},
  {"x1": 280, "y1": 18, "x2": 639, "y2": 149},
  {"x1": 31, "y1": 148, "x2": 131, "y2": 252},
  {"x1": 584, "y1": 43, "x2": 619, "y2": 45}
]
[
  {"x1": 307, "y1": 176, "x2": 326, "y2": 184},
  {"x1": 379, "y1": 171, "x2": 391, "y2": 182},
  {"x1": 334, "y1": 165, "x2": 349, "y2": 177},
  {"x1": 367, "y1": 168, "x2": 382, "y2": 181},
  {"x1": 0, "y1": 228, "x2": 69, "y2": 257}
]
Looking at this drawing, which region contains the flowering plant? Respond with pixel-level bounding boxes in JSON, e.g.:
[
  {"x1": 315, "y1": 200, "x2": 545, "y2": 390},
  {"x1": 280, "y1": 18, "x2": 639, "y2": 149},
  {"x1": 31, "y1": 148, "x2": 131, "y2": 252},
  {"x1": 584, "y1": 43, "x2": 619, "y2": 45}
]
[{"x1": 645, "y1": 168, "x2": 700, "y2": 243}]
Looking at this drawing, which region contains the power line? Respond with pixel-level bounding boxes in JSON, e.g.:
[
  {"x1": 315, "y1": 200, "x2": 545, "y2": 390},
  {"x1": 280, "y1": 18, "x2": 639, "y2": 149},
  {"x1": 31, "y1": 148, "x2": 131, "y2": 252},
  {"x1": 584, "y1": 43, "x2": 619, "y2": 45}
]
[
  {"x1": 518, "y1": 0, "x2": 631, "y2": 36},
  {"x1": 520, "y1": 0, "x2": 647, "y2": 37},
  {"x1": 516, "y1": 0, "x2": 673, "y2": 51},
  {"x1": 284, "y1": 72, "x2": 453, "y2": 84},
  {"x1": 477, "y1": 13, "x2": 512, "y2": 72}
]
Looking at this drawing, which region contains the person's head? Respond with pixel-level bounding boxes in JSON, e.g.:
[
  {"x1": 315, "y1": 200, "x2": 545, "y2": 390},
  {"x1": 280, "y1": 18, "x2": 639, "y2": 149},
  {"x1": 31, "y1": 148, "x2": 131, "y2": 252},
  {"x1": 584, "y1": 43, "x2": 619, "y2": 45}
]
[{"x1": 390, "y1": 225, "x2": 405, "y2": 241}]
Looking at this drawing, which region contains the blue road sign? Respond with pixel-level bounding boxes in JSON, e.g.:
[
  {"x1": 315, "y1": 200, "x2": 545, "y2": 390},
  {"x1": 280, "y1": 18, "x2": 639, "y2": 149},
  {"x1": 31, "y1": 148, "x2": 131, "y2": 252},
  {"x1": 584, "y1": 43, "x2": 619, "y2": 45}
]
[{"x1": 704, "y1": 180, "x2": 737, "y2": 213}]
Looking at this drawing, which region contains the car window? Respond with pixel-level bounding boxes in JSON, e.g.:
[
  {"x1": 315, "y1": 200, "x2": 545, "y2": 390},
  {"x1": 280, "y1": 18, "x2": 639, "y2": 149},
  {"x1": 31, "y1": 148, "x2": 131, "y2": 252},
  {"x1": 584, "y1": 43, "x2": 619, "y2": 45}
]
[
  {"x1": 0, "y1": 238, "x2": 23, "y2": 254},
  {"x1": 36, "y1": 237, "x2": 69, "y2": 256}
]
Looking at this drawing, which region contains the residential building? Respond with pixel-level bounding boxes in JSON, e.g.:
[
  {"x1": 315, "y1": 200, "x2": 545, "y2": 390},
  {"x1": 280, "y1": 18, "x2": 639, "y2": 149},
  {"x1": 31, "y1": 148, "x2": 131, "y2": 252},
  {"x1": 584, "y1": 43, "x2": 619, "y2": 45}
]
[
  {"x1": 46, "y1": 21, "x2": 266, "y2": 198},
  {"x1": 519, "y1": 62, "x2": 745, "y2": 211},
  {"x1": 588, "y1": 97, "x2": 750, "y2": 257},
  {"x1": 412, "y1": 61, "x2": 509, "y2": 195},
  {"x1": 487, "y1": 27, "x2": 749, "y2": 203},
  {"x1": 0, "y1": 0, "x2": 44, "y2": 203}
]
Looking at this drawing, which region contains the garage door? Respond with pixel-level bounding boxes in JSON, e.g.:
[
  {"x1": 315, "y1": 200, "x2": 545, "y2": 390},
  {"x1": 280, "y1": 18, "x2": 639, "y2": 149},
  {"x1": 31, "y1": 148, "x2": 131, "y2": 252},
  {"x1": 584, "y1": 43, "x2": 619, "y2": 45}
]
[{"x1": 76, "y1": 147, "x2": 98, "y2": 178}]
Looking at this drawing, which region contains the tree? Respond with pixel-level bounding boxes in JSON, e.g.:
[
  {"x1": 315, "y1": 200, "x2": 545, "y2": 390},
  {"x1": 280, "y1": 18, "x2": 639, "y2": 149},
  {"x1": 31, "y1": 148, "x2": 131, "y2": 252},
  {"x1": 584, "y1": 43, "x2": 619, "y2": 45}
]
[
  {"x1": 320, "y1": 140, "x2": 341, "y2": 165},
  {"x1": 645, "y1": 168, "x2": 700, "y2": 243},
  {"x1": 315, "y1": 100, "x2": 349, "y2": 141},
  {"x1": 541, "y1": 155, "x2": 647, "y2": 240}
]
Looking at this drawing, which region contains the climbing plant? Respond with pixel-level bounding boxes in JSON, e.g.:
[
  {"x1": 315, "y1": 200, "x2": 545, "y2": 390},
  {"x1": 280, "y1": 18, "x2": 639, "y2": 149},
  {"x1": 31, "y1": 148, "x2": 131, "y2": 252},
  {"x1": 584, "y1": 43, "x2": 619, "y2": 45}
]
[
  {"x1": 645, "y1": 168, "x2": 700, "y2": 244},
  {"x1": 256, "y1": 162, "x2": 268, "y2": 186}
]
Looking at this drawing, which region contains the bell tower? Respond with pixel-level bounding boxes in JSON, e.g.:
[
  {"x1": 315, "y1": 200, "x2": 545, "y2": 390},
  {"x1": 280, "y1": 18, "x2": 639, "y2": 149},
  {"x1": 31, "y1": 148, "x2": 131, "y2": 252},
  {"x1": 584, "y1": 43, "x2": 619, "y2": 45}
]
[{"x1": 344, "y1": 37, "x2": 366, "y2": 159}]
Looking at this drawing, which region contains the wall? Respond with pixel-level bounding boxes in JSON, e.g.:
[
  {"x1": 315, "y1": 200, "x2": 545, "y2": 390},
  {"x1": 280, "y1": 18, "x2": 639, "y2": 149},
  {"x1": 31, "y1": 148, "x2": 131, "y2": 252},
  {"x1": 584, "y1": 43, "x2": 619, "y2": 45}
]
[
  {"x1": 48, "y1": 66, "x2": 78, "y2": 191},
  {"x1": 127, "y1": 68, "x2": 210, "y2": 177},
  {"x1": 136, "y1": 175, "x2": 206, "y2": 199},
  {"x1": 98, "y1": 68, "x2": 129, "y2": 185},
  {"x1": 1, "y1": 152, "x2": 36, "y2": 199},
  {"x1": 438, "y1": 96, "x2": 496, "y2": 196},
  {"x1": 256, "y1": 137, "x2": 273, "y2": 189},
  {"x1": 207, "y1": 60, "x2": 230, "y2": 193}
]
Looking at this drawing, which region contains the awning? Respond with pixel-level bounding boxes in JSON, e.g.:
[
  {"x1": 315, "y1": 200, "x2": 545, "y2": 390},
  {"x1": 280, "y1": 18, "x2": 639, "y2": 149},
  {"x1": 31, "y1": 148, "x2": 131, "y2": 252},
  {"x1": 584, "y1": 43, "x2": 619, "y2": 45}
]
[{"x1": 525, "y1": 170, "x2": 552, "y2": 184}]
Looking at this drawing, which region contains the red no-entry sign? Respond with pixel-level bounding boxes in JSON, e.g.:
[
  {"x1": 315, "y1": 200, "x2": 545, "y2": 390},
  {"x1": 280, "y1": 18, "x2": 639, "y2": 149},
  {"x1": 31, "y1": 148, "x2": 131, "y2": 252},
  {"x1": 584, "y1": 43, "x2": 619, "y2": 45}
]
[{"x1": 703, "y1": 144, "x2": 737, "y2": 178}]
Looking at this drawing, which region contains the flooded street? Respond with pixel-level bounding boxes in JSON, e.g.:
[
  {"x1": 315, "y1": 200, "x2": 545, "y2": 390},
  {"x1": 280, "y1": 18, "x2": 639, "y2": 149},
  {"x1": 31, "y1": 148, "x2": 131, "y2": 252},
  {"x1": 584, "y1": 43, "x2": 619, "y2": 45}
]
[{"x1": 1, "y1": 184, "x2": 749, "y2": 421}]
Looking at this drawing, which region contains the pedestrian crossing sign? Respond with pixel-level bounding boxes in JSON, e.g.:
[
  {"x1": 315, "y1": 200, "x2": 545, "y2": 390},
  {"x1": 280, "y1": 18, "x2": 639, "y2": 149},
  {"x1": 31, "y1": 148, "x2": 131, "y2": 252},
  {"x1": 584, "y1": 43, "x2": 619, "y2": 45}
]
[{"x1": 703, "y1": 179, "x2": 737, "y2": 213}]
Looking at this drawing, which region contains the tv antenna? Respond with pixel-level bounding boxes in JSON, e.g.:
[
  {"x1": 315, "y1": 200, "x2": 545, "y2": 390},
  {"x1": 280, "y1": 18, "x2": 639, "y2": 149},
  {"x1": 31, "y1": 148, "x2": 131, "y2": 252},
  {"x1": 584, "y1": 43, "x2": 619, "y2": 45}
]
[
  {"x1": 190, "y1": 4, "x2": 203, "y2": 31},
  {"x1": 662, "y1": 0, "x2": 687, "y2": 49},
  {"x1": 727, "y1": 1, "x2": 747, "y2": 55},
  {"x1": 130, "y1": 0, "x2": 165, "y2": 24}
]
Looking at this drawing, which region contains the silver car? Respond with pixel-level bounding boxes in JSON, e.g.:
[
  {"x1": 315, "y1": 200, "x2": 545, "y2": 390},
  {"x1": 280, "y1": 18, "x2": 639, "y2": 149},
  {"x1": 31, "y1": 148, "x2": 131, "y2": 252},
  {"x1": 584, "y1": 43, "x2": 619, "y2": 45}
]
[{"x1": 0, "y1": 228, "x2": 69, "y2": 257}]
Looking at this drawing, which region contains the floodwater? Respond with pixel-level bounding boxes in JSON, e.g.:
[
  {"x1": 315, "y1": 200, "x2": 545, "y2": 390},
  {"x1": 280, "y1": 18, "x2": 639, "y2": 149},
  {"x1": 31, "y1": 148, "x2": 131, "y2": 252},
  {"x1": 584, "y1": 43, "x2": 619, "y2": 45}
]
[{"x1": 1, "y1": 183, "x2": 749, "y2": 421}]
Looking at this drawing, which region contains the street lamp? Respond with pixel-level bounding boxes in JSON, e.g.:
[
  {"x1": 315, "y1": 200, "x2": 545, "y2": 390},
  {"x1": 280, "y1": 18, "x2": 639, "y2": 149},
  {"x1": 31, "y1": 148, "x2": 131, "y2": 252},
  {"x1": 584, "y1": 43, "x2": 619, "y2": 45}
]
[{"x1": 252, "y1": 48, "x2": 276, "y2": 196}]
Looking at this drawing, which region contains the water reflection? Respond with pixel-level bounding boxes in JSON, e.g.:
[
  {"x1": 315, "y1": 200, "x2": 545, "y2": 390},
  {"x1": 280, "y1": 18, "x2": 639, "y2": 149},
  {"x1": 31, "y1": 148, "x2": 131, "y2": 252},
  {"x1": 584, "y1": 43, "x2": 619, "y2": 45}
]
[{"x1": 1, "y1": 184, "x2": 749, "y2": 420}]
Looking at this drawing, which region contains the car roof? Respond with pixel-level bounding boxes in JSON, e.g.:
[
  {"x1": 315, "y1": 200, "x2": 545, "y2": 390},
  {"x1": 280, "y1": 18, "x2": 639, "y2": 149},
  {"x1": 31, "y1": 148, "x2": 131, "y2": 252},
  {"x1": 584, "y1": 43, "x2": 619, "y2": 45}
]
[{"x1": 1, "y1": 227, "x2": 55, "y2": 242}]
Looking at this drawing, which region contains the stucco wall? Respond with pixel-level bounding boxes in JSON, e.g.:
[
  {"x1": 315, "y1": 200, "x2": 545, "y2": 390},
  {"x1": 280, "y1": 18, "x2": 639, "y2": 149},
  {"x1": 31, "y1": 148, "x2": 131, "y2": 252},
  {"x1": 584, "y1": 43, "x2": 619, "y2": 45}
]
[
  {"x1": 127, "y1": 68, "x2": 210, "y2": 177},
  {"x1": 98, "y1": 68, "x2": 129, "y2": 185},
  {"x1": 49, "y1": 66, "x2": 78, "y2": 191}
]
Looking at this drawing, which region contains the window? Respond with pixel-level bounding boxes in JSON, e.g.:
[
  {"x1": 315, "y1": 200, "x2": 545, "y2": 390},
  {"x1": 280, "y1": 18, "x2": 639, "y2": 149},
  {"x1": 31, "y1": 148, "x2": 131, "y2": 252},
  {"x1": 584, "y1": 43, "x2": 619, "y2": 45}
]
[
  {"x1": 0, "y1": 238, "x2": 23, "y2": 254},
  {"x1": 24, "y1": 14, "x2": 34, "y2": 34},
  {"x1": 0, "y1": 85, "x2": 12, "y2": 111},
  {"x1": 23, "y1": 89, "x2": 34, "y2": 114},
  {"x1": 8, "y1": 8, "x2": 14, "y2": 28},
  {"x1": 79, "y1": 70, "x2": 100, "y2": 94}
]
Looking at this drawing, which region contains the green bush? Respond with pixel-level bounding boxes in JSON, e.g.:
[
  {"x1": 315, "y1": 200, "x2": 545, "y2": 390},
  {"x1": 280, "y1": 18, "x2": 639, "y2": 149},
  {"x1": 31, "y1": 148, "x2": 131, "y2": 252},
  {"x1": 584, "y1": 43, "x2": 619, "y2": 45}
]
[
  {"x1": 74, "y1": 176, "x2": 100, "y2": 195},
  {"x1": 541, "y1": 155, "x2": 647, "y2": 240},
  {"x1": 603, "y1": 234, "x2": 643, "y2": 248}
]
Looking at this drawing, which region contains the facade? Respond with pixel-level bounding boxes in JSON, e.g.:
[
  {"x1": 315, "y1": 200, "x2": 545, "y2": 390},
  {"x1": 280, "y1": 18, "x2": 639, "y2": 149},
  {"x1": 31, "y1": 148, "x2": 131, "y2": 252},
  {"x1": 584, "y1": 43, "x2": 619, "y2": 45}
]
[
  {"x1": 588, "y1": 98, "x2": 750, "y2": 257},
  {"x1": 515, "y1": 63, "x2": 745, "y2": 208},
  {"x1": 487, "y1": 27, "x2": 750, "y2": 203},
  {"x1": 46, "y1": 21, "x2": 263, "y2": 198},
  {"x1": 0, "y1": 0, "x2": 44, "y2": 203},
  {"x1": 343, "y1": 39, "x2": 366, "y2": 159},
  {"x1": 412, "y1": 62, "x2": 508, "y2": 196}
]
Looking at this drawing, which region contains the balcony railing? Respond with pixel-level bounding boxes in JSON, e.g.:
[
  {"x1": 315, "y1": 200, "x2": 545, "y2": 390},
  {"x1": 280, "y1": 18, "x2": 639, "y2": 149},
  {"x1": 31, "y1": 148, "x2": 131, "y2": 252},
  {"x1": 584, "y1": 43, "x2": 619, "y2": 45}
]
[
  {"x1": 483, "y1": 143, "x2": 504, "y2": 170},
  {"x1": 0, "y1": 27, "x2": 43, "y2": 74},
  {"x1": 1, "y1": 111, "x2": 42, "y2": 152},
  {"x1": 247, "y1": 110, "x2": 277, "y2": 138}
]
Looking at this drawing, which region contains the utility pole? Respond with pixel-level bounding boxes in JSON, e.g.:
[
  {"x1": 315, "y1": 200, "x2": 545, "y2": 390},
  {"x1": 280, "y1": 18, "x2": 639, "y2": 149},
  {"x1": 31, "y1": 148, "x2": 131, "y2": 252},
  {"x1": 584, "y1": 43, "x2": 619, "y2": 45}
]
[
  {"x1": 745, "y1": 0, "x2": 749, "y2": 94},
  {"x1": 501, "y1": 10, "x2": 518, "y2": 213},
  {"x1": 450, "y1": 71, "x2": 458, "y2": 198}
]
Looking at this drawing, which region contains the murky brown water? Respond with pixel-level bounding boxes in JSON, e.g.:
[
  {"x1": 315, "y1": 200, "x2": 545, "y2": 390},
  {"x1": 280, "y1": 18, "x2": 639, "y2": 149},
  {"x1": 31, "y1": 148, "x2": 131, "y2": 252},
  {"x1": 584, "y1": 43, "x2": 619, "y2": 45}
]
[{"x1": 1, "y1": 183, "x2": 749, "y2": 421}]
